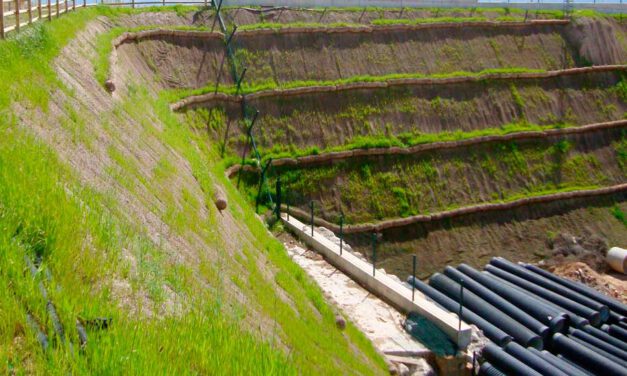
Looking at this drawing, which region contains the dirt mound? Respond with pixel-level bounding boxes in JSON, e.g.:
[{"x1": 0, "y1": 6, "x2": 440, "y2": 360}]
[{"x1": 552, "y1": 262, "x2": 627, "y2": 303}]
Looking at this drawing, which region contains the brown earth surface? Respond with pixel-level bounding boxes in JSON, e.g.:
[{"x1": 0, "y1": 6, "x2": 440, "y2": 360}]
[{"x1": 199, "y1": 70, "x2": 626, "y2": 155}]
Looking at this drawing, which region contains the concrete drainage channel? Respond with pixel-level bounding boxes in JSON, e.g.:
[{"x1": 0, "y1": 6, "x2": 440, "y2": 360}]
[
  {"x1": 282, "y1": 214, "x2": 476, "y2": 375},
  {"x1": 283, "y1": 213, "x2": 627, "y2": 375}
]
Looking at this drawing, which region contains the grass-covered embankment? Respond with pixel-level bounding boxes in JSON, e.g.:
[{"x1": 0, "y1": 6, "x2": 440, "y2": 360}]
[{"x1": 0, "y1": 7, "x2": 386, "y2": 375}]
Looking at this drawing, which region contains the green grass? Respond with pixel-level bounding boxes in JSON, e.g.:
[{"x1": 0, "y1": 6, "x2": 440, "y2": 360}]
[
  {"x1": 249, "y1": 138, "x2": 619, "y2": 224},
  {"x1": 165, "y1": 67, "x2": 546, "y2": 102},
  {"x1": 371, "y1": 16, "x2": 524, "y2": 25},
  {"x1": 0, "y1": 7, "x2": 386, "y2": 375},
  {"x1": 254, "y1": 121, "x2": 570, "y2": 163}
]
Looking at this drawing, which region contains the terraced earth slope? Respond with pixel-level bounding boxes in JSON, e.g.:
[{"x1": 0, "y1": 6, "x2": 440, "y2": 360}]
[{"x1": 156, "y1": 8, "x2": 627, "y2": 280}]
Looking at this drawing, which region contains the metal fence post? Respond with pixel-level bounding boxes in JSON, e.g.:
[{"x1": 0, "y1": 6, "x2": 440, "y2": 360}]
[
  {"x1": 309, "y1": 201, "x2": 314, "y2": 237},
  {"x1": 458, "y1": 279, "x2": 464, "y2": 341},
  {"x1": 286, "y1": 186, "x2": 290, "y2": 221},
  {"x1": 275, "y1": 175, "x2": 281, "y2": 220},
  {"x1": 55, "y1": 0, "x2": 59, "y2": 18},
  {"x1": 339, "y1": 214, "x2": 344, "y2": 256},
  {"x1": 412, "y1": 255, "x2": 416, "y2": 301},
  {"x1": 371, "y1": 233, "x2": 377, "y2": 277},
  {"x1": 47, "y1": 0, "x2": 50, "y2": 21},
  {"x1": 37, "y1": 0, "x2": 41, "y2": 21},
  {"x1": 27, "y1": 0, "x2": 32, "y2": 24}
]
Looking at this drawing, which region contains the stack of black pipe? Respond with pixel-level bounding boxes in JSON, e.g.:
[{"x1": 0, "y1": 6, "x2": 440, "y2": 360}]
[{"x1": 407, "y1": 257, "x2": 627, "y2": 375}]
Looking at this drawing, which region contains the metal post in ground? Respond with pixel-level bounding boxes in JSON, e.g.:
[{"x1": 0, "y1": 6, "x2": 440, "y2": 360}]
[
  {"x1": 275, "y1": 175, "x2": 281, "y2": 220},
  {"x1": 457, "y1": 278, "x2": 464, "y2": 345},
  {"x1": 255, "y1": 159, "x2": 272, "y2": 213},
  {"x1": 47, "y1": 0, "x2": 51, "y2": 21},
  {"x1": 27, "y1": 0, "x2": 32, "y2": 24},
  {"x1": 309, "y1": 201, "x2": 314, "y2": 237},
  {"x1": 38, "y1": 0, "x2": 41, "y2": 21},
  {"x1": 339, "y1": 214, "x2": 344, "y2": 256},
  {"x1": 412, "y1": 255, "x2": 416, "y2": 301},
  {"x1": 371, "y1": 233, "x2": 377, "y2": 277},
  {"x1": 286, "y1": 186, "x2": 290, "y2": 221}
]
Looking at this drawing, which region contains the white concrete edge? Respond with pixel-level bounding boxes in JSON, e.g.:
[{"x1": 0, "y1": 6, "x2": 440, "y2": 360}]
[{"x1": 281, "y1": 213, "x2": 472, "y2": 349}]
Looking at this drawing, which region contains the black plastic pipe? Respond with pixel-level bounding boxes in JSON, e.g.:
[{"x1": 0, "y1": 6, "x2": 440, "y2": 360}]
[
  {"x1": 486, "y1": 265, "x2": 602, "y2": 326},
  {"x1": 444, "y1": 266, "x2": 551, "y2": 337},
  {"x1": 491, "y1": 258, "x2": 610, "y2": 322},
  {"x1": 581, "y1": 324, "x2": 627, "y2": 352},
  {"x1": 406, "y1": 276, "x2": 513, "y2": 346},
  {"x1": 569, "y1": 328, "x2": 627, "y2": 359},
  {"x1": 486, "y1": 272, "x2": 591, "y2": 329},
  {"x1": 429, "y1": 273, "x2": 543, "y2": 349},
  {"x1": 482, "y1": 343, "x2": 542, "y2": 376},
  {"x1": 503, "y1": 342, "x2": 568, "y2": 376},
  {"x1": 523, "y1": 263, "x2": 627, "y2": 317},
  {"x1": 555, "y1": 354, "x2": 595, "y2": 376},
  {"x1": 553, "y1": 333, "x2": 627, "y2": 376},
  {"x1": 568, "y1": 335, "x2": 627, "y2": 368},
  {"x1": 608, "y1": 324, "x2": 627, "y2": 342},
  {"x1": 457, "y1": 264, "x2": 568, "y2": 330},
  {"x1": 478, "y1": 361, "x2": 507, "y2": 376},
  {"x1": 529, "y1": 348, "x2": 591, "y2": 376}
]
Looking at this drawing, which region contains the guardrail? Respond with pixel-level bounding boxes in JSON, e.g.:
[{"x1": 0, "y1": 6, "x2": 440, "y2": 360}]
[{"x1": 0, "y1": 0, "x2": 212, "y2": 39}]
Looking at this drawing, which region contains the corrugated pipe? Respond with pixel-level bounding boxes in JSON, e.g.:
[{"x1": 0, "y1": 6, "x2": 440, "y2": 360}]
[
  {"x1": 529, "y1": 348, "x2": 592, "y2": 376},
  {"x1": 444, "y1": 266, "x2": 552, "y2": 338},
  {"x1": 523, "y1": 263, "x2": 627, "y2": 318},
  {"x1": 569, "y1": 327, "x2": 627, "y2": 360},
  {"x1": 568, "y1": 335, "x2": 627, "y2": 368},
  {"x1": 482, "y1": 343, "x2": 542, "y2": 376},
  {"x1": 552, "y1": 354, "x2": 595, "y2": 376},
  {"x1": 581, "y1": 324, "x2": 627, "y2": 352},
  {"x1": 485, "y1": 265, "x2": 602, "y2": 326},
  {"x1": 503, "y1": 342, "x2": 568, "y2": 376},
  {"x1": 457, "y1": 264, "x2": 568, "y2": 331},
  {"x1": 490, "y1": 258, "x2": 610, "y2": 322},
  {"x1": 478, "y1": 361, "x2": 507, "y2": 376},
  {"x1": 553, "y1": 333, "x2": 627, "y2": 376},
  {"x1": 406, "y1": 276, "x2": 513, "y2": 346},
  {"x1": 26, "y1": 313, "x2": 49, "y2": 352},
  {"x1": 485, "y1": 271, "x2": 591, "y2": 329},
  {"x1": 429, "y1": 273, "x2": 544, "y2": 349},
  {"x1": 605, "y1": 324, "x2": 627, "y2": 342}
]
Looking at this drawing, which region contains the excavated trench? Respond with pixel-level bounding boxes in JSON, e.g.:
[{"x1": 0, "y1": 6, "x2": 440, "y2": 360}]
[{"x1": 111, "y1": 11, "x2": 627, "y2": 279}]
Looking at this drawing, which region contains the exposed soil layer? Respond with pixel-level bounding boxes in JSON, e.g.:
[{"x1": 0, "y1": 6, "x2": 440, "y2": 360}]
[
  {"x1": 345, "y1": 197, "x2": 627, "y2": 280},
  {"x1": 115, "y1": 17, "x2": 626, "y2": 91},
  {"x1": 116, "y1": 33, "x2": 234, "y2": 91},
  {"x1": 250, "y1": 129, "x2": 626, "y2": 224},
  {"x1": 232, "y1": 22, "x2": 582, "y2": 85},
  {"x1": 193, "y1": 70, "x2": 626, "y2": 155}
]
